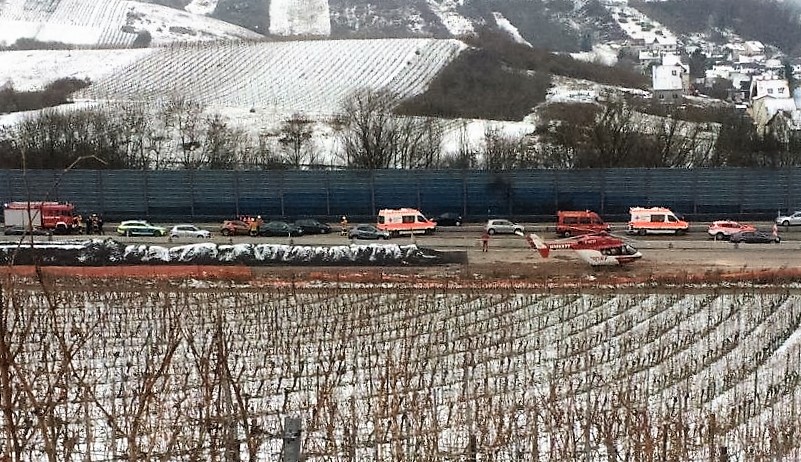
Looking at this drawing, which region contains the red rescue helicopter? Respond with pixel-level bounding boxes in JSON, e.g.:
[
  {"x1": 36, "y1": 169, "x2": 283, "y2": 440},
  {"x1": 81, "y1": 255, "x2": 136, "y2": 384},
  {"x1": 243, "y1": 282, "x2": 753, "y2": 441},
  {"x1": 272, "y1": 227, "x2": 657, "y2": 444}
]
[{"x1": 516, "y1": 231, "x2": 643, "y2": 267}]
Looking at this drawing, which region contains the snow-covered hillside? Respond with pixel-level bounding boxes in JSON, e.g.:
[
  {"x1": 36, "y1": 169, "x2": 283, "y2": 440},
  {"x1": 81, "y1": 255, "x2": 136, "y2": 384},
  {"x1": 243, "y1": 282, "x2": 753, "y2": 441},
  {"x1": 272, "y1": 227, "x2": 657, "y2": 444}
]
[
  {"x1": 82, "y1": 38, "x2": 466, "y2": 115},
  {"x1": 0, "y1": 48, "x2": 155, "y2": 91},
  {"x1": 0, "y1": 0, "x2": 263, "y2": 48},
  {"x1": 0, "y1": 0, "x2": 138, "y2": 47},
  {"x1": 126, "y1": 1, "x2": 263, "y2": 45}
]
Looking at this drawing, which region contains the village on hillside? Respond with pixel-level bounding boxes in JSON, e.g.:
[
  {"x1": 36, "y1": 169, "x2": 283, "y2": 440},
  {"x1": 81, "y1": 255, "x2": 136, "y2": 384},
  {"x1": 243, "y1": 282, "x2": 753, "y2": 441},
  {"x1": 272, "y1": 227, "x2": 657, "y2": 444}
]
[{"x1": 590, "y1": 1, "x2": 801, "y2": 140}]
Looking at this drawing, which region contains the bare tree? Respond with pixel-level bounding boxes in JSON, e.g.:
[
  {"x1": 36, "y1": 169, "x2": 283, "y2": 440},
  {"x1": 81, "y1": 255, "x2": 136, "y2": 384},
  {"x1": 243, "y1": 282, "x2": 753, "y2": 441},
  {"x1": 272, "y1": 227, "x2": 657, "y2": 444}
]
[
  {"x1": 649, "y1": 115, "x2": 715, "y2": 167},
  {"x1": 203, "y1": 113, "x2": 245, "y2": 170},
  {"x1": 536, "y1": 102, "x2": 597, "y2": 168},
  {"x1": 246, "y1": 132, "x2": 286, "y2": 169},
  {"x1": 117, "y1": 103, "x2": 153, "y2": 170},
  {"x1": 588, "y1": 100, "x2": 637, "y2": 168},
  {"x1": 390, "y1": 117, "x2": 443, "y2": 169},
  {"x1": 160, "y1": 96, "x2": 204, "y2": 169},
  {"x1": 482, "y1": 126, "x2": 536, "y2": 170},
  {"x1": 278, "y1": 113, "x2": 315, "y2": 168},
  {"x1": 438, "y1": 121, "x2": 478, "y2": 169},
  {"x1": 338, "y1": 89, "x2": 399, "y2": 169}
]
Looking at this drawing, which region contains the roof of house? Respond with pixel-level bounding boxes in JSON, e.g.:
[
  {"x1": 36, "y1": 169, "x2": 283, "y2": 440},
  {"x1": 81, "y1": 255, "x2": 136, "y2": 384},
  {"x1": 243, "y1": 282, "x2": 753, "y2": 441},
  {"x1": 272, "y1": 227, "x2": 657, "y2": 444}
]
[
  {"x1": 661, "y1": 54, "x2": 682, "y2": 66},
  {"x1": 652, "y1": 65, "x2": 684, "y2": 91}
]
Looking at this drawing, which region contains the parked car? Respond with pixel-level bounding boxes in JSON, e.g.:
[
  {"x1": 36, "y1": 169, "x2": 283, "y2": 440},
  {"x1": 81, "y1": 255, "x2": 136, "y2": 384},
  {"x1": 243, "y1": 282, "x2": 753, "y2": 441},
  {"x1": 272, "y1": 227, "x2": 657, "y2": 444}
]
[
  {"x1": 433, "y1": 212, "x2": 463, "y2": 227},
  {"x1": 3, "y1": 225, "x2": 50, "y2": 236},
  {"x1": 220, "y1": 220, "x2": 255, "y2": 236},
  {"x1": 294, "y1": 218, "x2": 331, "y2": 234},
  {"x1": 169, "y1": 224, "x2": 211, "y2": 239},
  {"x1": 116, "y1": 220, "x2": 167, "y2": 237},
  {"x1": 776, "y1": 211, "x2": 801, "y2": 227},
  {"x1": 484, "y1": 219, "x2": 524, "y2": 235},
  {"x1": 730, "y1": 231, "x2": 780, "y2": 244},
  {"x1": 707, "y1": 220, "x2": 757, "y2": 240},
  {"x1": 348, "y1": 224, "x2": 390, "y2": 240},
  {"x1": 556, "y1": 210, "x2": 609, "y2": 237},
  {"x1": 259, "y1": 221, "x2": 304, "y2": 237}
]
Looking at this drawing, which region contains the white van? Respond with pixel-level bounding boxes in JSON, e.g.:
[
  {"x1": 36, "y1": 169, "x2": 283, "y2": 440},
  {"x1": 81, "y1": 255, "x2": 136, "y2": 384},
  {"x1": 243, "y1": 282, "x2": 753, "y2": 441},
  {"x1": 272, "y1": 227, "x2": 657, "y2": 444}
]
[
  {"x1": 376, "y1": 208, "x2": 436, "y2": 236},
  {"x1": 627, "y1": 207, "x2": 689, "y2": 235}
]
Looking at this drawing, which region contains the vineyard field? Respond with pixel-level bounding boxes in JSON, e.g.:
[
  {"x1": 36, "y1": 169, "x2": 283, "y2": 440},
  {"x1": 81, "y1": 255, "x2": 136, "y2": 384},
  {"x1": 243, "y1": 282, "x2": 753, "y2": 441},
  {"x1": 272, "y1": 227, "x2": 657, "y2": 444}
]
[
  {"x1": 83, "y1": 38, "x2": 467, "y2": 115},
  {"x1": 2, "y1": 280, "x2": 800, "y2": 460},
  {"x1": 0, "y1": 0, "x2": 262, "y2": 48}
]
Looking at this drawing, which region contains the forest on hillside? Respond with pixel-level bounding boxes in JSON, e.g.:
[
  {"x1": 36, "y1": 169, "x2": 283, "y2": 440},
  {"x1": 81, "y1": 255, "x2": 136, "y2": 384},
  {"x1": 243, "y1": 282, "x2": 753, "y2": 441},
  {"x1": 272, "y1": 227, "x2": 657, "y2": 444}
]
[{"x1": 633, "y1": 0, "x2": 801, "y2": 55}]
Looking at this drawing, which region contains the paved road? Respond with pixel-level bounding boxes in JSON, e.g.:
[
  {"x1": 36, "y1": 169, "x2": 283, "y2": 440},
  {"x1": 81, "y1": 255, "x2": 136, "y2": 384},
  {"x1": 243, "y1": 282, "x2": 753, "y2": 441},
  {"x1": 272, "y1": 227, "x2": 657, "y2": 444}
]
[
  {"x1": 5, "y1": 220, "x2": 798, "y2": 247},
  {"x1": 3, "y1": 220, "x2": 798, "y2": 275}
]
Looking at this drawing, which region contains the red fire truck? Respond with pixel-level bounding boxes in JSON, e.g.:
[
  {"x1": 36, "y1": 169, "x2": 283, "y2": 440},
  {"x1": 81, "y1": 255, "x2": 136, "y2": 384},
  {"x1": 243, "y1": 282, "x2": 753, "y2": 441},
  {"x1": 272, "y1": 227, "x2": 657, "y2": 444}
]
[{"x1": 3, "y1": 201, "x2": 78, "y2": 234}]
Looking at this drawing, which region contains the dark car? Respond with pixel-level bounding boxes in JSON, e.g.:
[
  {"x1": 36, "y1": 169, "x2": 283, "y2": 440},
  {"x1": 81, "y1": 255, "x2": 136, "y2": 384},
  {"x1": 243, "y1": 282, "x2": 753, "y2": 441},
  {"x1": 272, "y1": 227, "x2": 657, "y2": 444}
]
[
  {"x1": 730, "y1": 231, "x2": 780, "y2": 244},
  {"x1": 348, "y1": 224, "x2": 390, "y2": 240},
  {"x1": 433, "y1": 212, "x2": 463, "y2": 227},
  {"x1": 294, "y1": 218, "x2": 331, "y2": 234},
  {"x1": 259, "y1": 221, "x2": 304, "y2": 237},
  {"x1": 3, "y1": 225, "x2": 50, "y2": 236}
]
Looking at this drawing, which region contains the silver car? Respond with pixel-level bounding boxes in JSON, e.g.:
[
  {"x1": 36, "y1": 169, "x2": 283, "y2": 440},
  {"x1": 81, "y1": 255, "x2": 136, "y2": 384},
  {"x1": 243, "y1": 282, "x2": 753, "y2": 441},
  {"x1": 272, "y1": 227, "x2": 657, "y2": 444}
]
[
  {"x1": 169, "y1": 224, "x2": 212, "y2": 239},
  {"x1": 775, "y1": 211, "x2": 801, "y2": 227},
  {"x1": 485, "y1": 219, "x2": 525, "y2": 235}
]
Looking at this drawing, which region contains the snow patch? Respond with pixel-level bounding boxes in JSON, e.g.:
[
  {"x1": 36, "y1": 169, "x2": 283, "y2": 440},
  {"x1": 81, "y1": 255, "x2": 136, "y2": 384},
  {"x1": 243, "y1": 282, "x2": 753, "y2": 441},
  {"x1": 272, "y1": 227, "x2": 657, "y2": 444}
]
[
  {"x1": 492, "y1": 12, "x2": 530, "y2": 47},
  {"x1": 426, "y1": 0, "x2": 474, "y2": 36},
  {"x1": 269, "y1": 0, "x2": 331, "y2": 36},
  {"x1": 0, "y1": 49, "x2": 154, "y2": 92},
  {"x1": 185, "y1": 0, "x2": 219, "y2": 16},
  {"x1": 439, "y1": 119, "x2": 536, "y2": 162},
  {"x1": 569, "y1": 44, "x2": 619, "y2": 66}
]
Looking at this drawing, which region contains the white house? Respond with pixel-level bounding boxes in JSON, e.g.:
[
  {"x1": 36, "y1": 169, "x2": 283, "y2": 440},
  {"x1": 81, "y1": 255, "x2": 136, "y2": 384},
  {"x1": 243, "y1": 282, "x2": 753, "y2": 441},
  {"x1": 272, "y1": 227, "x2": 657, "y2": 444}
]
[
  {"x1": 749, "y1": 74, "x2": 798, "y2": 133},
  {"x1": 749, "y1": 74, "x2": 790, "y2": 100},
  {"x1": 743, "y1": 41, "x2": 766, "y2": 57},
  {"x1": 652, "y1": 54, "x2": 688, "y2": 103}
]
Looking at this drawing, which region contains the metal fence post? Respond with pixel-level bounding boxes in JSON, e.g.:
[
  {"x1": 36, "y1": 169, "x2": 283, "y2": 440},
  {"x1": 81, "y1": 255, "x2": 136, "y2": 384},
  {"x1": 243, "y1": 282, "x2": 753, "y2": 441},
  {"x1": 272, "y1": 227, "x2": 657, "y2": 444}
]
[
  {"x1": 97, "y1": 170, "x2": 105, "y2": 215},
  {"x1": 189, "y1": 169, "x2": 196, "y2": 219},
  {"x1": 325, "y1": 172, "x2": 331, "y2": 218},
  {"x1": 282, "y1": 417, "x2": 301, "y2": 462},
  {"x1": 143, "y1": 170, "x2": 150, "y2": 219},
  {"x1": 462, "y1": 169, "x2": 467, "y2": 220},
  {"x1": 370, "y1": 170, "x2": 376, "y2": 217},
  {"x1": 280, "y1": 170, "x2": 286, "y2": 217},
  {"x1": 234, "y1": 171, "x2": 240, "y2": 218},
  {"x1": 599, "y1": 169, "x2": 606, "y2": 216}
]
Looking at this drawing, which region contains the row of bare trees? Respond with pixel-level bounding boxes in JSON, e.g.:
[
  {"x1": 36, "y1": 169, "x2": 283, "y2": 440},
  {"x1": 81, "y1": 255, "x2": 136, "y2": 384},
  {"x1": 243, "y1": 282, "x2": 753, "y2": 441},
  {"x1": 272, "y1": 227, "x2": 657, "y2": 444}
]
[{"x1": 2, "y1": 87, "x2": 798, "y2": 170}]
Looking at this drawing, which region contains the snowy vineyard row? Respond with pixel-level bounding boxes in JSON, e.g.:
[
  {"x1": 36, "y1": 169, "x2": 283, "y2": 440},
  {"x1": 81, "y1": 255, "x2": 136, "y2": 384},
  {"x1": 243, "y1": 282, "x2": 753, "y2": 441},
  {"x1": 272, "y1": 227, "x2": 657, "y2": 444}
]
[
  {"x1": 2, "y1": 282, "x2": 801, "y2": 461},
  {"x1": 84, "y1": 38, "x2": 467, "y2": 114},
  {"x1": 0, "y1": 0, "x2": 136, "y2": 47}
]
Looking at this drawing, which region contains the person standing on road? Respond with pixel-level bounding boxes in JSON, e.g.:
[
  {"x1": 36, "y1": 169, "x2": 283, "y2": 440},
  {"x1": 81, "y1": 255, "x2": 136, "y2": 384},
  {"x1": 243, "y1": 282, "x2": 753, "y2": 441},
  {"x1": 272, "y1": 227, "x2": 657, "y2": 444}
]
[
  {"x1": 249, "y1": 217, "x2": 259, "y2": 236},
  {"x1": 74, "y1": 214, "x2": 83, "y2": 234},
  {"x1": 481, "y1": 230, "x2": 490, "y2": 252},
  {"x1": 340, "y1": 216, "x2": 349, "y2": 236}
]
